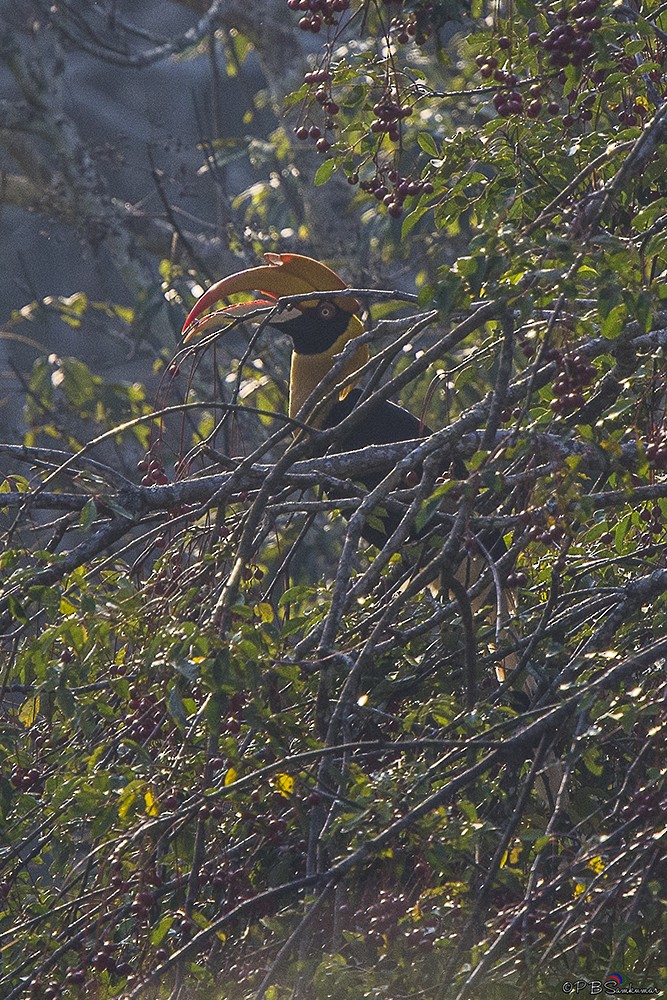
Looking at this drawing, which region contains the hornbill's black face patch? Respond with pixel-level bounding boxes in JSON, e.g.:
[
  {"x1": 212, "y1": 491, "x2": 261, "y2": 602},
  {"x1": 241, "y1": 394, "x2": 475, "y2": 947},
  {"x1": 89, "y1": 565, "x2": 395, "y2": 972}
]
[{"x1": 270, "y1": 300, "x2": 353, "y2": 355}]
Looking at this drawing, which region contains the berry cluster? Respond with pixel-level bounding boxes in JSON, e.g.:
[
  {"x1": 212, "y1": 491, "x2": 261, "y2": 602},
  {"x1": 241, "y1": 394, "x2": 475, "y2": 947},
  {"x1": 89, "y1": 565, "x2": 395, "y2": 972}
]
[
  {"x1": 476, "y1": 1, "x2": 606, "y2": 126},
  {"x1": 31, "y1": 984, "x2": 63, "y2": 999},
  {"x1": 645, "y1": 434, "x2": 667, "y2": 471},
  {"x1": 130, "y1": 889, "x2": 157, "y2": 920},
  {"x1": 294, "y1": 121, "x2": 334, "y2": 153},
  {"x1": 205, "y1": 859, "x2": 254, "y2": 903},
  {"x1": 342, "y1": 888, "x2": 406, "y2": 947},
  {"x1": 61, "y1": 936, "x2": 133, "y2": 994},
  {"x1": 342, "y1": 887, "x2": 439, "y2": 951},
  {"x1": 637, "y1": 503, "x2": 665, "y2": 546},
  {"x1": 390, "y1": 13, "x2": 417, "y2": 44},
  {"x1": 288, "y1": 0, "x2": 350, "y2": 32},
  {"x1": 138, "y1": 455, "x2": 169, "y2": 487},
  {"x1": 126, "y1": 690, "x2": 165, "y2": 742},
  {"x1": 549, "y1": 352, "x2": 596, "y2": 415},
  {"x1": 294, "y1": 68, "x2": 339, "y2": 152},
  {"x1": 10, "y1": 764, "x2": 44, "y2": 795},
  {"x1": 160, "y1": 785, "x2": 185, "y2": 811},
  {"x1": 382, "y1": 0, "x2": 443, "y2": 44},
  {"x1": 357, "y1": 169, "x2": 434, "y2": 218},
  {"x1": 518, "y1": 506, "x2": 568, "y2": 547},
  {"x1": 527, "y1": 519, "x2": 566, "y2": 546},
  {"x1": 295, "y1": 124, "x2": 333, "y2": 152},
  {"x1": 540, "y1": 1, "x2": 601, "y2": 70},
  {"x1": 479, "y1": 58, "x2": 536, "y2": 118},
  {"x1": 370, "y1": 92, "x2": 413, "y2": 140},
  {"x1": 621, "y1": 786, "x2": 666, "y2": 822}
]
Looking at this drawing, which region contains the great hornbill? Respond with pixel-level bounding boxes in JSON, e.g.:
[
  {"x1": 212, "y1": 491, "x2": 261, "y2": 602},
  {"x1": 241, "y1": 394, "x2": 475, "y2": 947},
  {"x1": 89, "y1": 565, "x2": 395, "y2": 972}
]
[
  {"x1": 182, "y1": 249, "x2": 508, "y2": 651},
  {"x1": 182, "y1": 252, "x2": 565, "y2": 807},
  {"x1": 182, "y1": 252, "x2": 451, "y2": 547}
]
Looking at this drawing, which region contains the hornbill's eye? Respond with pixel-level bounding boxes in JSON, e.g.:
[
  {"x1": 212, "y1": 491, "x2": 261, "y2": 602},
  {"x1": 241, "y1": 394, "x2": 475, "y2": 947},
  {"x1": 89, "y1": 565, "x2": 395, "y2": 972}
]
[{"x1": 317, "y1": 302, "x2": 336, "y2": 321}]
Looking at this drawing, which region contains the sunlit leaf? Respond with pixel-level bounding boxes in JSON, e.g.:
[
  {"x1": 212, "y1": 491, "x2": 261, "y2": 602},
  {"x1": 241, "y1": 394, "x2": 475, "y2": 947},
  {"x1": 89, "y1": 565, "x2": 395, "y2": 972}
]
[{"x1": 18, "y1": 695, "x2": 40, "y2": 728}]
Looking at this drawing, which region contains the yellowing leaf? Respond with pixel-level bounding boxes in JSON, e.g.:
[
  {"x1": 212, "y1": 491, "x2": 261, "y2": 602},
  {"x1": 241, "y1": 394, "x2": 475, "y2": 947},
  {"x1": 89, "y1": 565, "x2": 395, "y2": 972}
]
[
  {"x1": 500, "y1": 845, "x2": 522, "y2": 867},
  {"x1": 587, "y1": 855, "x2": 605, "y2": 874},
  {"x1": 274, "y1": 773, "x2": 294, "y2": 798},
  {"x1": 19, "y1": 694, "x2": 40, "y2": 728},
  {"x1": 145, "y1": 789, "x2": 160, "y2": 817},
  {"x1": 224, "y1": 767, "x2": 237, "y2": 786},
  {"x1": 573, "y1": 882, "x2": 586, "y2": 897},
  {"x1": 254, "y1": 602, "x2": 274, "y2": 623},
  {"x1": 59, "y1": 596, "x2": 77, "y2": 615},
  {"x1": 118, "y1": 787, "x2": 138, "y2": 819}
]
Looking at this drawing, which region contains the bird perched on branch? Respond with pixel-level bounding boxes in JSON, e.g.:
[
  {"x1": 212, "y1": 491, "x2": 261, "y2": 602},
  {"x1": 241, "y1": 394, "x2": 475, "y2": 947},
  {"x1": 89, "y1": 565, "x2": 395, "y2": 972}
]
[
  {"x1": 181, "y1": 251, "x2": 507, "y2": 572},
  {"x1": 182, "y1": 252, "x2": 435, "y2": 547},
  {"x1": 182, "y1": 252, "x2": 565, "y2": 810}
]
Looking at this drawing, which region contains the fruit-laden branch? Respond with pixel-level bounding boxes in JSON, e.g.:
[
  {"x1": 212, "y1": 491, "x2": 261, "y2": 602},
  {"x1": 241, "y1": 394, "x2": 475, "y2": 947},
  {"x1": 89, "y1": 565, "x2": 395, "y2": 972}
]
[
  {"x1": 579, "y1": 98, "x2": 667, "y2": 232},
  {"x1": 123, "y1": 630, "x2": 667, "y2": 999}
]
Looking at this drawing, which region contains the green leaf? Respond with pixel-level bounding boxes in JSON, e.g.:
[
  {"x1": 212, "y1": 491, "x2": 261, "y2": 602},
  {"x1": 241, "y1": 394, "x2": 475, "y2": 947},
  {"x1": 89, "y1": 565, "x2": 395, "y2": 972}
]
[
  {"x1": 283, "y1": 83, "x2": 309, "y2": 111},
  {"x1": 415, "y1": 479, "x2": 458, "y2": 533},
  {"x1": 168, "y1": 687, "x2": 188, "y2": 730},
  {"x1": 7, "y1": 595, "x2": 28, "y2": 623},
  {"x1": 18, "y1": 695, "x2": 40, "y2": 728},
  {"x1": 417, "y1": 132, "x2": 439, "y2": 157},
  {"x1": 402, "y1": 202, "x2": 430, "y2": 238},
  {"x1": 598, "y1": 284, "x2": 623, "y2": 320},
  {"x1": 314, "y1": 159, "x2": 336, "y2": 186},
  {"x1": 151, "y1": 915, "x2": 175, "y2": 946},
  {"x1": 55, "y1": 685, "x2": 77, "y2": 718},
  {"x1": 278, "y1": 584, "x2": 315, "y2": 608},
  {"x1": 79, "y1": 499, "x2": 97, "y2": 530},
  {"x1": 600, "y1": 303, "x2": 627, "y2": 340},
  {"x1": 635, "y1": 290, "x2": 652, "y2": 333}
]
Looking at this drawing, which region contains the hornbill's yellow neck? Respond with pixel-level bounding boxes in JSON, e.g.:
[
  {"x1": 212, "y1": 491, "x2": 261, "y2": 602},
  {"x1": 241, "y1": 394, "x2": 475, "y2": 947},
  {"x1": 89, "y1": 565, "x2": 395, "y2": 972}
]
[
  {"x1": 285, "y1": 312, "x2": 368, "y2": 425},
  {"x1": 181, "y1": 252, "x2": 367, "y2": 428}
]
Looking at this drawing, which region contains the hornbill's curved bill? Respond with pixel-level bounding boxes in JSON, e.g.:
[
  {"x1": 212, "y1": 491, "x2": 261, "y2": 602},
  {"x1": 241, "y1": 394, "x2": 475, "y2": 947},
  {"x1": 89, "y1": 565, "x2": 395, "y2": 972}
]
[{"x1": 183, "y1": 252, "x2": 368, "y2": 425}]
